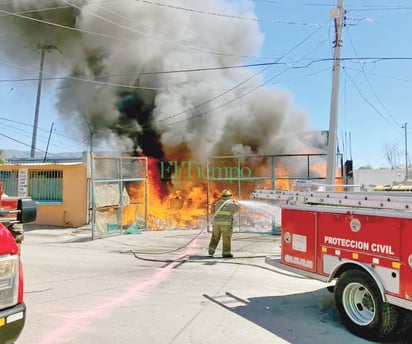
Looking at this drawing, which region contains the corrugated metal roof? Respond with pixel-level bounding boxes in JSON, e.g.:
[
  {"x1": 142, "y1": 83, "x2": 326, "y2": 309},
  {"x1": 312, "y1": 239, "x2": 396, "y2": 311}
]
[
  {"x1": 2, "y1": 156, "x2": 84, "y2": 167},
  {"x1": 1, "y1": 161, "x2": 84, "y2": 167}
]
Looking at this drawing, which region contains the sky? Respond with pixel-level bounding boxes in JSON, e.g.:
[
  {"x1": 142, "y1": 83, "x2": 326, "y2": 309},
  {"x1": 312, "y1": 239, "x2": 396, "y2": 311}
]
[{"x1": 0, "y1": 0, "x2": 411, "y2": 169}]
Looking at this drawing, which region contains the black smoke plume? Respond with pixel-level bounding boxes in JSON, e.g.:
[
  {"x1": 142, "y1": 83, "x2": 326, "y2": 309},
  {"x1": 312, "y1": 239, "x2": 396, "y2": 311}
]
[{"x1": 0, "y1": 0, "x2": 326, "y2": 163}]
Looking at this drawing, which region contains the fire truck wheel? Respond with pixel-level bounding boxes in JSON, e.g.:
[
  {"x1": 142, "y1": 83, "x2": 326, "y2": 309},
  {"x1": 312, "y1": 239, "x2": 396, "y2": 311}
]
[
  {"x1": 7, "y1": 223, "x2": 24, "y2": 244},
  {"x1": 334, "y1": 269, "x2": 400, "y2": 341}
]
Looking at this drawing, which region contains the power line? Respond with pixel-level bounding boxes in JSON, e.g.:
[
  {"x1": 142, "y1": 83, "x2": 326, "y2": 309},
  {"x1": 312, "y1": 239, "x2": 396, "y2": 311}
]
[
  {"x1": 0, "y1": 8, "x2": 140, "y2": 43},
  {"x1": 60, "y1": 0, "x2": 274, "y2": 59},
  {"x1": 0, "y1": 59, "x2": 162, "y2": 90},
  {"x1": 137, "y1": 0, "x2": 326, "y2": 26},
  {"x1": 0, "y1": 131, "x2": 62, "y2": 157},
  {"x1": 0, "y1": 7, "x2": 256, "y2": 59},
  {"x1": 346, "y1": 5, "x2": 412, "y2": 12},
  {"x1": 0, "y1": 0, "x2": 328, "y2": 26},
  {"x1": 0, "y1": 57, "x2": 412, "y2": 93},
  {"x1": 1, "y1": 2, "x2": 411, "y2": 65},
  {"x1": 2, "y1": 57, "x2": 412, "y2": 84},
  {"x1": 0, "y1": 61, "x2": 288, "y2": 84},
  {"x1": 342, "y1": 68, "x2": 400, "y2": 130},
  {"x1": 345, "y1": 26, "x2": 401, "y2": 127},
  {"x1": 159, "y1": 19, "x2": 329, "y2": 126},
  {"x1": 0, "y1": 117, "x2": 87, "y2": 150},
  {"x1": 0, "y1": 5, "x2": 69, "y2": 17},
  {"x1": 0, "y1": 1, "x2": 334, "y2": 61}
]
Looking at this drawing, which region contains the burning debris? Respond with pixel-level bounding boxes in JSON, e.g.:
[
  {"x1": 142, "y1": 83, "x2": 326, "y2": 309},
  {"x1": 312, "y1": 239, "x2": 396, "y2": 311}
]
[{"x1": 1, "y1": 0, "x2": 328, "y2": 229}]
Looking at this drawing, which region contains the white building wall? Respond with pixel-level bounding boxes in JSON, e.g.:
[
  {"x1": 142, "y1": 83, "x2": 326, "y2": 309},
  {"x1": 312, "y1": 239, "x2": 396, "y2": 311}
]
[{"x1": 353, "y1": 168, "x2": 407, "y2": 188}]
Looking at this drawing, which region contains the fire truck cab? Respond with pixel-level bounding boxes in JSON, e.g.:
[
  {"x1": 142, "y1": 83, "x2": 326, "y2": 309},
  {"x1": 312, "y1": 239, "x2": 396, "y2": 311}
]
[
  {"x1": 252, "y1": 188, "x2": 412, "y2": 341},
  {"x1": 0, "y1": 183, "x2": 36, "y2": 344}
]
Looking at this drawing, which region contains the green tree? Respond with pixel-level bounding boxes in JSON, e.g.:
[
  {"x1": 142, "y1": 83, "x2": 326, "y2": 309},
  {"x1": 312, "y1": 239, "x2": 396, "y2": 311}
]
[{"x1": 0, "y1": 150, "x2": 7, "y2": 164}]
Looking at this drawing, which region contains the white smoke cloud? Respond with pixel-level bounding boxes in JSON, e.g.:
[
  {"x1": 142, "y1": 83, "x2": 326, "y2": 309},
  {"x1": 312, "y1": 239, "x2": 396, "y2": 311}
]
[{"x1": 0, "y1": 0, "x2": 325, "y2": 161}]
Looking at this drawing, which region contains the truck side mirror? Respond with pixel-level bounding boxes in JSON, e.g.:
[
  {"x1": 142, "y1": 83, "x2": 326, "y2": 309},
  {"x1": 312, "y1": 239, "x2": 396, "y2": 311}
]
[{"x1": 17, "y1": 198, "x2": 37, "y2": 223}]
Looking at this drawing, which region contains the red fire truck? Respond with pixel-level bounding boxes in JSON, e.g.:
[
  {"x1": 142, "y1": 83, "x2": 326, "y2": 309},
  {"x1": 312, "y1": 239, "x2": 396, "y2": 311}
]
[
  {"x1": 0, "y1": 183, "x2": 36, "y2": 344},
  {"x1": 252, "y1": 188, "x2": 412, "y2": 341}
]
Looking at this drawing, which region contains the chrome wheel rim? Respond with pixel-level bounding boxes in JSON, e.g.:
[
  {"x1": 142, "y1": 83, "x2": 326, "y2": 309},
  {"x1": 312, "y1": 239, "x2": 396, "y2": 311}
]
[{"x1": 342, "y1": 282, "x2": 375, "y2": 326}]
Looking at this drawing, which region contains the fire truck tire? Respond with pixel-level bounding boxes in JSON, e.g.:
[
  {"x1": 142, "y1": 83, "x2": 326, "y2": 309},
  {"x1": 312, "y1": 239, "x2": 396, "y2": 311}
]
[
  {"x1": 393, "y1": 307, "x2": 412, "y2": 337},
  {"x1": 334, "y1": 269, "x2": 401, "y2": 341},
  {"x1": 7, "y1": 223, "x2": 24, "y2": 244}
]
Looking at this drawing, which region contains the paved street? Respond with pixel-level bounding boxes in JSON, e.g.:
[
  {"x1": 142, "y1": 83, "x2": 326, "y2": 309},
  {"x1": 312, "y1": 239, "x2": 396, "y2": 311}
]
[{"x1": 17, "y1": 226, "x2": 400, "y2": 344}]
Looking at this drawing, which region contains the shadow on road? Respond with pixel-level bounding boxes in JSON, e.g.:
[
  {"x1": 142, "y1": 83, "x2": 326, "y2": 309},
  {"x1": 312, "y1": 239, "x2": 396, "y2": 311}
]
[{"x1": 204, "y1": 288, "x2": 410, "y2": 344}]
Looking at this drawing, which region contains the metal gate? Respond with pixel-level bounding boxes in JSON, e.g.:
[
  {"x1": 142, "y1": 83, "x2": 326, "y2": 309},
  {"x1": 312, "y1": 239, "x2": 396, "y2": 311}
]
[
  {"x1": 206, "y1": 153, "x2": 343, "y2": 234},
  {"x1": 91, "y1": 155, "x2": 148, "y2": 239}
]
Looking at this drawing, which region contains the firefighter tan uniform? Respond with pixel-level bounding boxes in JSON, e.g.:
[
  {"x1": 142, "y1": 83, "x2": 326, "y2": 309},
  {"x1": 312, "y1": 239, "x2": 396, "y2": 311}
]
[{"x1": 208, "y1": 190, "x2": 240, "y2": 258}]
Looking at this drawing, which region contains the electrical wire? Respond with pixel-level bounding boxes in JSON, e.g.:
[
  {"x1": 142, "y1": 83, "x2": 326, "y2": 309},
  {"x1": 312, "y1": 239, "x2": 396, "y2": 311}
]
[
  {"x1": 0, "y1": 1, "x2": 333, "y2": 61},
  {"x1": 2, "y1": 57, "x2": 411, "y2": 85},
  {"x1": 0, "y1": 5, "x2": 69, "y2": 17},
  {"x1": 0, "y1": 131, "x2": 58, "y2": 156},
  {"x1": 265, "y1": 38, "x2": 330, "y2": 85},
  {"x1": 0, "y1": 58, "x2": 163, "y2": 91},
  {"x1": 137, "y1": 0, "x2": 326, "y2": 26},
  {"x1": 342, "y1": 69, "x2": 401, "y2": 131},
  {"x1": 345, "y1": 26, "x2": 401, "y2": 127},
  {"x1": 0, "y1": 8, "x2": 140, "y2": 44},
  {"x1": 0, "y1": 116, "x2": 86, "y2": 150},
  {"x1": 2, "y1": 0, "x2": 411, "y2": 101},
  {"x1": 0, "y1": 61, "x2": 288, "y2": 84},
  {"x1": 27, "y1": 0, "x2": 264, "y2": 60},
  {"x1": 347, "y1": 5, "x2": 412, "y2": 12},
  {"x1": 159, "y1": 19, "x2": 329, "y2": 126},
  {"x1": 2, "y1": 1, "x2": 410, "y2": 147},
  {"x1": 342, "y1": 67, "x2": 412, "y2": 83}
]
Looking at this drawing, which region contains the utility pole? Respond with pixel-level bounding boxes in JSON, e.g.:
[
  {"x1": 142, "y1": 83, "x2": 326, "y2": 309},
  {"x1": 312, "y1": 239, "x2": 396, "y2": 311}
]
[
  {"x1": 326, "y1": 0, "x2": 344, "y2": 188},
  {"x1": 43, "y1": 122, "x2": 54, "y2": 162},
  {"x1": 30, "y1": 45, "x2": 60, "y2": 158},
  {"x1": 403, "y1": 122, "x2": 409, "y2": 181}
]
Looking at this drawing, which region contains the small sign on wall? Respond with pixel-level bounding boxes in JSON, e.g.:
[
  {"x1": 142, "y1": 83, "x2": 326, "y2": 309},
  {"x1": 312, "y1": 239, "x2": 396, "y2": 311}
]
[{"x1": 18, "y1": 169, "x2": 28, "y2": 197}]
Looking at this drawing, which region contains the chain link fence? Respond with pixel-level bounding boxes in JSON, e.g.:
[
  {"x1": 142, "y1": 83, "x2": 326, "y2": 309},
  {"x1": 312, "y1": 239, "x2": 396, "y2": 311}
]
[
  {"x1": 206, "y1": 154, "x2": 342, "y2": 234},
  {"x1": 91, "y1": 155, "x2": 148, "y2": 239}
]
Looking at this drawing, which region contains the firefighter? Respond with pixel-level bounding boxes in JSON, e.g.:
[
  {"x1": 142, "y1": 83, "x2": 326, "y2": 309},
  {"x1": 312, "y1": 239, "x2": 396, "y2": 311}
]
[{"x1": 208, "y1": 189, "x2": 240, "y2": 258}]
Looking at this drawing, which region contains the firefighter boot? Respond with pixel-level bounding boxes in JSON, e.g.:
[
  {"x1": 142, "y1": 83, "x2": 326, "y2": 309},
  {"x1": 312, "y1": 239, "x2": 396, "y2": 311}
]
[{"x1": 221, "y1": 227, "x2": 233, "y2": 258}]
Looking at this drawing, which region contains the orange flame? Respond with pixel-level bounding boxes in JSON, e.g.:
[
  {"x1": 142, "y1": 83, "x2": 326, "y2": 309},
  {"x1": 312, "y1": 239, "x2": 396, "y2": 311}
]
[
  {"x1": 121, "y1": 157, "x2": 209, "y2": 230},
  {"x1": 120, "y1": 155, "x2": 344, "y2": 230}
]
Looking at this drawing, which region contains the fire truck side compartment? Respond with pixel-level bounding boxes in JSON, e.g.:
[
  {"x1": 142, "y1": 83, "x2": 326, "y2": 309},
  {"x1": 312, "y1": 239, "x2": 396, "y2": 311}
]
[{"x1": 280, "y1": 205, "x2": 412, "y2": 311}]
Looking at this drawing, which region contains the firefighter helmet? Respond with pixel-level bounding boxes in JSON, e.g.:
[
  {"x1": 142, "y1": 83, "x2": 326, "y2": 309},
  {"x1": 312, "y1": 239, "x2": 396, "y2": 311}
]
[{"x1": 221, "y1": 189, "x2": 232, "y2": 198}]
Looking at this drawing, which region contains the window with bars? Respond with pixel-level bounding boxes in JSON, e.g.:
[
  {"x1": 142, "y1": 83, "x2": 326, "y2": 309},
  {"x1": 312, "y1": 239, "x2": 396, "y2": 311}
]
[
  {"x1": 29, "y1": 170, "x2": 63, "y2": 202},
  {"x1": 0, "y1": 170, "x2": 19, "y2": 196}
]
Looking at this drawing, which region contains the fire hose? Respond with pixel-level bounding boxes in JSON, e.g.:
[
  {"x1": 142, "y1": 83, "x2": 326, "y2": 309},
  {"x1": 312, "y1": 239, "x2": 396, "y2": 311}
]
[
  {"x1": 118, "y1": 200, "x2": 308, "y2": 279},
  {"x1": 120, "y1": 198, "x2": 233, "y2": 255},
  {"x1": 124, "y1": 252, "x2": 308, "y2": 279}
]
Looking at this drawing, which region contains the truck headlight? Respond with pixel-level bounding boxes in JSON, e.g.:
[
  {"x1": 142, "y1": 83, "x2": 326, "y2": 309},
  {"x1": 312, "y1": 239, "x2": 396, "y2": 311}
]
[{"x1": 0, "y1": 255, "x2": 19, "y2": 309}]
